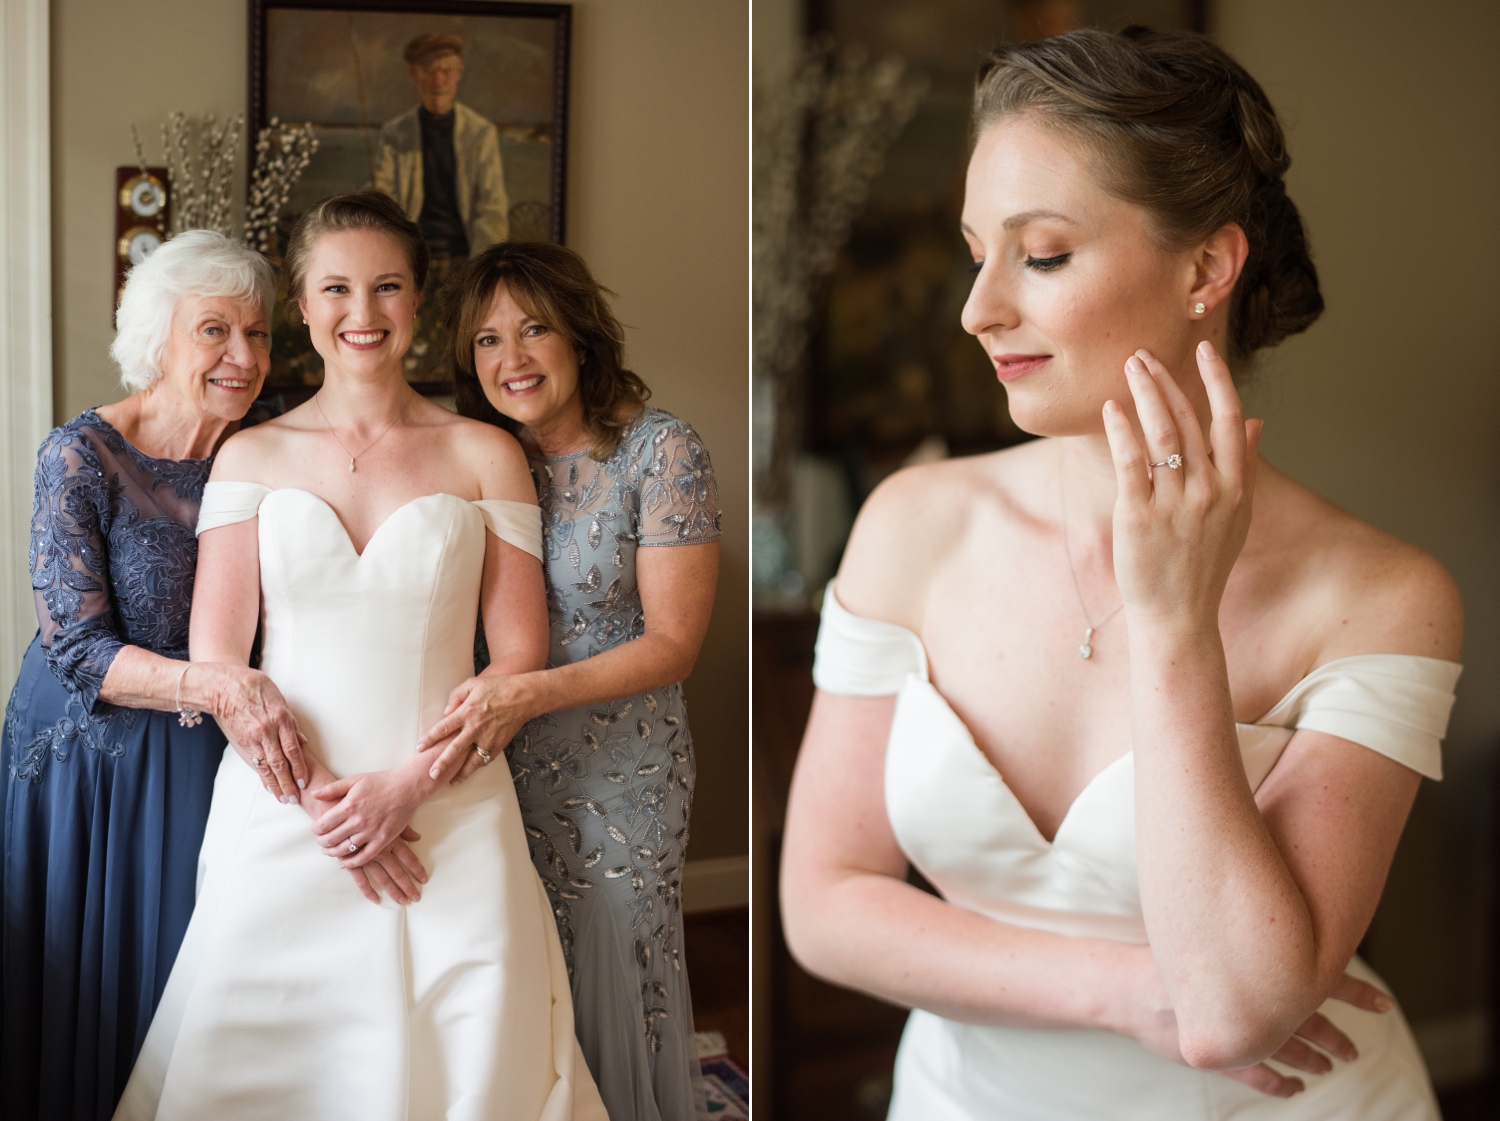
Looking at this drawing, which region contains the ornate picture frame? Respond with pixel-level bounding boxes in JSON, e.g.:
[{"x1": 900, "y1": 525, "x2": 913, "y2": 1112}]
[{"x1": 248, "y1": 0, "x2": 571, "y2": 394}]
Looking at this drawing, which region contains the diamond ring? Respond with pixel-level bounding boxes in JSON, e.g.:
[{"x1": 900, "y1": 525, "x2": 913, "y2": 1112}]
[
  {"x1": 348, "y1": 841, "x2": 358, "y2": 853},
  {"x1": 1148, "y1": 454, "x2": 1184, "y2": 470},
  {"x1": 475, "y1": 746, "x2": 493, "y2": 766}
]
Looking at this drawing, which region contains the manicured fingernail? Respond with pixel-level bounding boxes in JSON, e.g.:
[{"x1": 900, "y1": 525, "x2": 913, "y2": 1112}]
[
  {"x1": 1125, "y1": 356, "x2": 1147, "y2": 375},
  {"x1": 1104, "y1": 399, "x2": 1121, "y2": 414},
  {"x1": 1373, "y1": 992, "x2": 1393, "y2": 1012},
  {"x1": 1198, "y1": 340, "x2": 1213, "y2": 358},
  {"x1": 297, "y1": 779, "x2": 306, "y2": 789}
]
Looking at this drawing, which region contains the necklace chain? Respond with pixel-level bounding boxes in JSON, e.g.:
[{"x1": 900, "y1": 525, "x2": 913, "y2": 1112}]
[
  {"x1": 315, "y1": 391, "x2": 408, "y2": 473},
  {"x1": 1059, "y1": 458, "x2": 1124, "y2": 661}
]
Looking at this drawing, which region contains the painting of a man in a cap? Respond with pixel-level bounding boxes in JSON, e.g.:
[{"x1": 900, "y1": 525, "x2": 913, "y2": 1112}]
[
  {"x1": 373, "y1": 32, "x2": 510, "y2": 259},
  {"x1": 258, "y1": 5, "x2": 564, "y2": 388}
]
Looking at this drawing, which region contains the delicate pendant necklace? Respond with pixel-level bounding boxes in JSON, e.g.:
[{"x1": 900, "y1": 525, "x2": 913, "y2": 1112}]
[
  {"x1": 315, "y1": 391, "x2": 407, "y2": 473},
  {"x1": 1060, "y1": 460, "x2": 1124, "y2": 660}
]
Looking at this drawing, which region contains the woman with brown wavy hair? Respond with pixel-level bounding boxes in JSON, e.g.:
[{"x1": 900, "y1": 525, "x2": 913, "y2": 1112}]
[
  {"x1": 417, "y1": 240, "x2": 722, "y2": 1121},
  {"x1": 780, "y1": 27, "x2": 1458, "y2": 1120}
]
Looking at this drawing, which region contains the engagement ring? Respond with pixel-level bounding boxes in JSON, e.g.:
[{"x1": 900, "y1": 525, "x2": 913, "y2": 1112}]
[
  {"x1": 475, "y1": 746, "x2": 493, "y2": 766},
  {"x1": 1149, "y1": 454, "x2": 1184, "y2": 470},
  {"x1": 348, "y1": 841, "x2": 358, "y2": 853}
]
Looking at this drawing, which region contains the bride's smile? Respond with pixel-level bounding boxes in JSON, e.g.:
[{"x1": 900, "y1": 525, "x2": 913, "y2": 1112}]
[{"x1": 297, "y1": 228, "x2": 419, "y2": 376}]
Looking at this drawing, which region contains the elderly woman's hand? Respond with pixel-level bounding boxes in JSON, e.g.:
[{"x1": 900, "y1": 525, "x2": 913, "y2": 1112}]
[
  {"x1": 416, "y1": 673, "x2": 538, "y2": 784},
  {"x1": 197, "y1": 662, "x2": 309, "y2": 801}
]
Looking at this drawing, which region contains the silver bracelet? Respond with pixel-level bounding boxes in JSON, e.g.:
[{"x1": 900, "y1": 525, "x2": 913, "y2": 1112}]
[{"x1": 175, "y1": 662, "x2": 204, "y2": 728}]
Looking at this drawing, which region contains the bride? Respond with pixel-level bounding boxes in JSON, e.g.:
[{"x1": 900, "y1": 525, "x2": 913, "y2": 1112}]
[
  {"x1": 781, "y1": 27, "x2": 1460, "y2": 1121},
  {"x1": 116, "y1": 193, "x2": 606, "y2": 1120}
]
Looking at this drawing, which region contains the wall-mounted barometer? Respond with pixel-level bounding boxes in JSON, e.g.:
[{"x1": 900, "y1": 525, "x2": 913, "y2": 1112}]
[{"x1": 114, "y1": 167, "x2": 171, "y2": 310}]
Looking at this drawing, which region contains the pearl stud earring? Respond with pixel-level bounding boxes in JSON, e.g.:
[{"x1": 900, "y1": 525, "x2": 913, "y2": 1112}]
[{"x1": 1193, "y1": 301, "x2": 1207, "y2": 315}]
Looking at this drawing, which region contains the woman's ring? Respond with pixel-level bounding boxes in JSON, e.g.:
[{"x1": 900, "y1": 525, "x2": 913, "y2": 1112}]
[
  {"x1": 1149, "y1": 454, "x2": 1184, "y2": 470},
  {"x1": 347, "y1": 840, "x2": 358, "y2": 853},
  {"x1": 252, "y1": 756, "x2": 264, "y2": 768},
  {"x1": 475, "y1": 746, "x2": 493, "y2": 766}
]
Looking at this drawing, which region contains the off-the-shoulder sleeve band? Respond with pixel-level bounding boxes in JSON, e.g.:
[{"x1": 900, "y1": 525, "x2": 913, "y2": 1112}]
[
  {"x1": 196, "y1": 482, "x2": 272, "y2": 535},
  {"x1": 473, "y1": 499, "x2": 543, "y2": 561},
  {"x1": 812, "y1": 580, "x2": 928, "y2": 696},
  {"x1": 1260, "y1": 655, "x2": 1462, "y2": 781}
]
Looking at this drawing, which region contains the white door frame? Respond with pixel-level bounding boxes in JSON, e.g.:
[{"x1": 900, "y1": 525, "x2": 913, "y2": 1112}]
[{"x1": 0, "y1": 0, "x2": 54, "y2": 685}]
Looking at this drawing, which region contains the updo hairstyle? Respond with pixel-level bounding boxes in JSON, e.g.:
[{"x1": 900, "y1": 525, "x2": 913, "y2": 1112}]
[
  {"x1": 111, "y1": 230, "x2": 275, "y2": 392},
  {"x1": 447, "y1": 241, "x2": 651, "y2": 461},
  {"x1": 281, "y1": 191, "x2": 429, "y2": 324},
  {"x1": 974, "y1": 27, "x2": 1323, "y2": 361}
]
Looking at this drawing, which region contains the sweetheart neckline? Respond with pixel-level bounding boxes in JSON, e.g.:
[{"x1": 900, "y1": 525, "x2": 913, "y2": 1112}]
[
  {"x1": 260, "y1": 488, "x2": 470, "y2": 558},
  {"x1": 828, "y1": 581, "x2": 1460, "y2": 847},
  {"x1": 899, "y1": 675, "x2": 1140, "y2": 848}
]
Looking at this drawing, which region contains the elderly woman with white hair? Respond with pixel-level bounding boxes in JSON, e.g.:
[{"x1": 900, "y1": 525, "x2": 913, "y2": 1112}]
[{"x1": 0, "y1": 231, "x2": 315, "y2": 1121}]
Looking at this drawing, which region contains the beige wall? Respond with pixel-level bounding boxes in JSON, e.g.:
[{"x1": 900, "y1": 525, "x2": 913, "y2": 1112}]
[
  {"x1": 1216, "y1": 0, "x2": 1500, "y2": 1077},
  {"x1": 50, "y1": 0, "x2": 749, "y2": 861}
]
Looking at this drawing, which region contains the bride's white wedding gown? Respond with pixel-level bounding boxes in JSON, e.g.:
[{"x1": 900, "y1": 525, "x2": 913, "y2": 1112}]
[
  {"x1": 813, "y1": 582, "x2": 1461, "y2": 1121},
  {"x1": 116, "y1": 485, "x2": 607, "y2": 1121}
]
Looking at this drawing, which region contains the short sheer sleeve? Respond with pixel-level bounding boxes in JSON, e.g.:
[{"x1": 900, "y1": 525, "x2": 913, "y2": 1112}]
[
  {"x1": 633, "y1": 416, "x2": 722, "y2": 546},
  {"x1": 29, "y1": 426, "x2": 124, "y2": 711}
]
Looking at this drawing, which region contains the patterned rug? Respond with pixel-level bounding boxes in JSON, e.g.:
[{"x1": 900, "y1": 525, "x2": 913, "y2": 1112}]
[{"x1": 697, "y1": 1032, "x2": 749, "y2": 1119}]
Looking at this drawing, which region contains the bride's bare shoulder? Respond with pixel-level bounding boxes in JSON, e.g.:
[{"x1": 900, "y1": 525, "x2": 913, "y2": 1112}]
[
  {"x1": 208, "y1": 408, "x2": 309, "y2": 482},
  {"x1": 433, "y1": 411, "x2": 533, "y2": 502},
  {"x1": 835, "y1": 441, "x2": 1041, "y2": 629},
  {"x1": 1257, "y1": 468, "x2": 1462, "y2": 663}
]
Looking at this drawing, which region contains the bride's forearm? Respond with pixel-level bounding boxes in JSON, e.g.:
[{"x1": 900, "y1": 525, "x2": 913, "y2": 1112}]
[
  {"x1": 1130, "y1": 617, "x2": 1318, "y2": 1066},
  {"x1": 785, "y1": 868, "x2": 1142, "y2": 1033},
  {"x1": 294, "y1": 758, "x2": 340, "y2": 809}
]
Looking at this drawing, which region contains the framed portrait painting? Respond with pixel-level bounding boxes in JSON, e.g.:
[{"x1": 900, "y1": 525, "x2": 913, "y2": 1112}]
[{"x1": 249, "y1": 0, "x2": 571, "y2": 393}]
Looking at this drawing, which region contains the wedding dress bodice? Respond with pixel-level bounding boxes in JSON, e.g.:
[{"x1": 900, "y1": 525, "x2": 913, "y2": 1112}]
[
  {"x1": 811, "y1": 582, "x2": 1459, "y2": 1121},
  {"x1": 197, "y1": 485, "x2": 543, "y2": 774}
]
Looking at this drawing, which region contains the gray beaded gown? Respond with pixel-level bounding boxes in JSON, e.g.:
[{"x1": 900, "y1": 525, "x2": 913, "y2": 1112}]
[{"x1": 503, "y1": 408, "x2": 721, "y2": 1121}]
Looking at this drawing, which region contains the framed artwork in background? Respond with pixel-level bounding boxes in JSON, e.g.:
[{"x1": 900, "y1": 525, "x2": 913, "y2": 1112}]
[{"x1": 249, "y1": 0, "x2": 571, "y2": 395}]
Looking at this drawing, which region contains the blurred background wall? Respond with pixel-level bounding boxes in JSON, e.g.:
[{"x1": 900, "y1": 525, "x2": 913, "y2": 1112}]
[
  {"x1": 753, "y1": 0, "x2": 1500, "y2": 1115},
  {"x1": 43, "y1": 0, "x2": 749, "y2": 876}
]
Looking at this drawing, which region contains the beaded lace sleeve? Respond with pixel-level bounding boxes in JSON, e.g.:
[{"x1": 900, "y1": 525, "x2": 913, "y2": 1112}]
[
  {"x1": 633, "y1": 416, "x2": 722, "y2": 546},
  {"x1": 29, "y1": 427, "x2": 125, "y2": 711}
]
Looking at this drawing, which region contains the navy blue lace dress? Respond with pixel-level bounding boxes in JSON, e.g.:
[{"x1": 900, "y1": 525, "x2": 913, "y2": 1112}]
[{"x1": 0, "y1": 411, "x2": 228, "y2": 1121}]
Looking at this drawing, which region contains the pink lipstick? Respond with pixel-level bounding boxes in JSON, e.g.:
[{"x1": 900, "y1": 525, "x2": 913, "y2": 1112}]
[{"x1": 992, "y1": 353, "x2": 1052, "y2": 381}]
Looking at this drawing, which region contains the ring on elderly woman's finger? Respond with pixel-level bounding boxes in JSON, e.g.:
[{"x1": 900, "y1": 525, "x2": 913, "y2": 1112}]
[
  {"x1": 1148, "y1": 454, "x2": 1184, "y2": 470},
  {"x1": 252, "y1": 756, "x2": 265, "y2": 768},
  {"x1": 474, "y1": 746, "x2": 493, "y2": 766}
]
